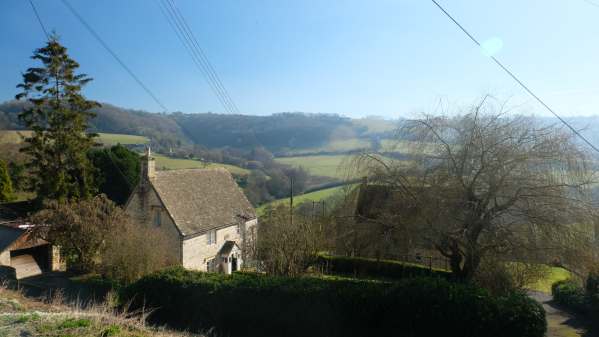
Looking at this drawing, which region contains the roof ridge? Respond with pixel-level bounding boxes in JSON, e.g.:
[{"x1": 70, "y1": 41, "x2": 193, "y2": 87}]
[{"x1": 156, "y1": 167, "x2": 229, "y2": 174}]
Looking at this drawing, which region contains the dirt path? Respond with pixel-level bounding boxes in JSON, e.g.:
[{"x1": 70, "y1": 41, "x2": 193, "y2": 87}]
[{"x1": 528, "y1": 291, "x2": 597, "y2": 337}]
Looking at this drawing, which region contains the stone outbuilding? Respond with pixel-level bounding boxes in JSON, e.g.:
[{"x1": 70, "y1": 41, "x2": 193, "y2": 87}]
[
  {"x1": 0, "y1": 202, "x2": 62, "y2": 279},
  {"x1": 125, "y1": 148, "x2": 257, "y2": 274}
]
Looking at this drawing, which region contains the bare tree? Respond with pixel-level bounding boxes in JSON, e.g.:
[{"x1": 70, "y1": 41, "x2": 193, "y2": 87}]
[
  {"x1": 101, "y1": 219, "x2": 178, "y2": 284},
  {"x1": 257, "y1": 204, "x2": 325, "y2": 276},
  {"x1": 355, "y1": 98, "x2": 597, "y2": 280}
]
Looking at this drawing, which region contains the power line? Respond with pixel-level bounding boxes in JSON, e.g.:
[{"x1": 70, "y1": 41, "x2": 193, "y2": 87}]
[
  {"x1": 158, "y1": 0, "x2": 240, "y2": 114},
  {"x1": 159, "y1": 0, "x2": 238, "y2": 114},
  {"x1": 430, "y1": 0, "x2": 599, "y2": 154},
  {"x1": 583, "y1": 0, "x2": 599, "y2": 9},
  {"x1": 166, "y1": 0, "x2": 240, "y2": 114},
  {"x1": 28, "y1": 0, "x2": 49, "y2": 40},
  {"x1": 158, "y1": 0, "x2": 234, "y2": 113},
  {"x1": 60, "y1": 0, "x2": 168, "y2": 113}
]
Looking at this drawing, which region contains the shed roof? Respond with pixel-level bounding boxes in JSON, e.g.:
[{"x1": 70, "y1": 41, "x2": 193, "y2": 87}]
[
  {"x1": 150, "y1": 168, "x2": 256, "y2": 236},
  {"x1": 0, "y1": 225, "x2": 25, "y2": 253}
]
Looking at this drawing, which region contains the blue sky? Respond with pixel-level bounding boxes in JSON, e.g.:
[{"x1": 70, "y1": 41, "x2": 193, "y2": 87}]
[{"x1": 1, "y1": 0, "x2": 599, "y2": 118}]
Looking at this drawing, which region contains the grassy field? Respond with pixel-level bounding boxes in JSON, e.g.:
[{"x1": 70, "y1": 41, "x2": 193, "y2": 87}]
[
  {"x1": 153, "y1": 153, "x2": 249, "y2": 176},
  {"x1": 257, "y1": 185, "x2": 351, "y2": 215},
  {"x1": 526, "y1": 266, "x2": 571, "y2": 294},
  {"x1": 96, "y1": 133, "x2": 149, "y2": 145},
  {"x1": 275, "y1": 155, "x2": 355, "y2": 179},
  {"x1": 352, "y1": 118, "x2": 397, "y2": 134},
  {"x1": 276, "y1": 154, "x2": 399, "y2": 179},
  {"x1": 0, "y1": 130, "x2": 149, "y2": 146},
  {"x1": 283, "y1": 138, "x2": 372, "y2": 155}
]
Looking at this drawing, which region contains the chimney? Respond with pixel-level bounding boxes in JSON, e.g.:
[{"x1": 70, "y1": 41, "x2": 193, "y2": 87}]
[{"x1": 141, "y1": 146, "x2": 156, "y2": 180}]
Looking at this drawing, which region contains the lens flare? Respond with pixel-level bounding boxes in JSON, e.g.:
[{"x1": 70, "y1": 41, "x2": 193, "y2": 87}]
[{"x1": 480, "y1": 37, "x2": 504, "y2": 57}]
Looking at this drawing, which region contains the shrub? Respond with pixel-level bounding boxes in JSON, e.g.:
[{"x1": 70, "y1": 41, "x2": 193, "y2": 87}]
[
  {"x1": 552, "y1": 279, "x2": 587, "y2": 313},
  {"x1": 121, "y1": 267, "x2": 545, "y2": 337},
  {"x1": 100, "y1": 219, "x2": 178, "y2": 285},
  {"x1": 316, "y1": 254, "x2": 451, "y2": 280}
]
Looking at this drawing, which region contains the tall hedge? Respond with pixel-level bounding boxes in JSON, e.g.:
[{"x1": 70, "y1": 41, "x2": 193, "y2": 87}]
[
  {"x1": 316, "y1": 254, "x2": 451, "y2": 280},
  {"x1": 122, "y1": 267, "x2": 545, "y2": 337}
]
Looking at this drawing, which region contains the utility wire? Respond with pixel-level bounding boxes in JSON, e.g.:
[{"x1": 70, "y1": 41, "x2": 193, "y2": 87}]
[
  {"x1": 158, "y1": 0, "x2": 234, "y2": 113},
  {"x1": 430, "y1": 0, "x2": 599, "y2": 154},
  {"x1": 160, "y1": 0, "x2": 237, "y2": 114},
  {"x1": 60, "y1": 0, "x2": 168, "y2": 113},
  {"x1": 166, "y1": 0, "x2": 240, "y2": 114},
  {"x1": 583, "y1": 0, "x2": 599, "y2": 9},
  {"x1": 159, "y1": 0, "x2": 240, "y2": 114},
  {"x1": 28, "y1": 0, "x2": 49, "y2": 40}
]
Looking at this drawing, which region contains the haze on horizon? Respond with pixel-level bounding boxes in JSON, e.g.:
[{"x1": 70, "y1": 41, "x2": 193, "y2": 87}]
[{"x1": 1, "y1": 0, "x2": 599, "y2": 118}]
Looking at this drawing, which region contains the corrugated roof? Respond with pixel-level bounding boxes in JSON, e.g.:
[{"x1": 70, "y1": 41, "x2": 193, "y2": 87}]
[{"x1": 151, "y1": 168, "x2": 256, "y2": 236}]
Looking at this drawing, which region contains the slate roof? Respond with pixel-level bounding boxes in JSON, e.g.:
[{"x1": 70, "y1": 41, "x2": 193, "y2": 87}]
[
  {"x1": 150, "y1": 168, "x2": 256, "y2": 237},
  {"x1": 218, "y1": 240, "x2": 240, "y2": 256}
]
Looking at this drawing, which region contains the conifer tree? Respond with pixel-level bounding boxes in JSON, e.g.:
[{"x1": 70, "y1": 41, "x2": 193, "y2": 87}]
[
  {"x1": 16, "y1": 35, "x2": 99, "y2": 203},
  {"x1": 0, "y1": 159, "x2": 14, "y2": 202}
]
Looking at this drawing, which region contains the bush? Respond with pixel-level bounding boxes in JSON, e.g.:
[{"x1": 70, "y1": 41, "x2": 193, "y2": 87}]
[
  {"x1": 316, "y1": 254, "x2": 451, "y2": 280},
  {"x1": 552, "y1": 279, "x2": 587, "y2": 313},
  {"x1": 121, "y1": 267, "x2": 545, "y2": 337},
  {"x1": 100, "y1": 219, "x2": 177, "y2": 284}
]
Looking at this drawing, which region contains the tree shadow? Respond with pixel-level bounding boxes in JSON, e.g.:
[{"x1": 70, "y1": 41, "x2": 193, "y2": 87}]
[{"x1": 546, "y1": 299, "x2": 599, "y2": 337}]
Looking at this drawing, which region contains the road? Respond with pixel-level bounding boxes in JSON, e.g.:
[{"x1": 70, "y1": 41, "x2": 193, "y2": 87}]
[{"x1": 529, "y1": 291, "x2": 597, "y2": 337}]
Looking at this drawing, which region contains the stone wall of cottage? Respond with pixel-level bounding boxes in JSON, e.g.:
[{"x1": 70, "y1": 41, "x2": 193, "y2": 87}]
[
  {"x1": 125, "y1": 183, "x2": 182, "y2": 263},
  {"x1": 182, "y1": 224, "x2": 242, "y2": 270},
  {"x1": 182, "y1": 219, "x2": 257, "y2": 271}
]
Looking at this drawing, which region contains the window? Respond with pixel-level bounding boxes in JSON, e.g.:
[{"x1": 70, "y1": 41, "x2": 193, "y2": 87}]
[
  {"x1": 153, "y1": 208, "x2": 161, "y2": 226},
  {"x1": 207, "y1": 230, "x2": 217, "y2": 245}
]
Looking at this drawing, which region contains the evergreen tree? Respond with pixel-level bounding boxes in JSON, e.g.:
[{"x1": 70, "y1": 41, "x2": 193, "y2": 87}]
[
  {"x1": 0, "y1": 159, "x2": 14, "y2": 202},
  {"x1": 88, "y1": 144, "x2": 141, "y2": 205},
  {"x1": 16, "y1": 35, "x2": 99, "y2": 204}
]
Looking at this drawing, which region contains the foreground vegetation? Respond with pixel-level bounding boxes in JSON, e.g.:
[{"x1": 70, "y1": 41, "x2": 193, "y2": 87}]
[
  {"x1": 122, "y1": 267, "x2": 546, "y2": 337},
  {"x1": 0, "y1": 285, "x2": 194, "y2": 337}
]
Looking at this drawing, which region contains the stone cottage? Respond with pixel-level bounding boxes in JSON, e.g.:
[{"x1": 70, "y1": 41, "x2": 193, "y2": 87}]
[{"x1": 125, "y1": 148, "x2": 257, "y2": 274}]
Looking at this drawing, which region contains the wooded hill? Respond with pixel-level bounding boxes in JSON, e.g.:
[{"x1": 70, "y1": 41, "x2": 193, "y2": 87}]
[{"x1": 0, "y1": 100, "x2": 397, "y2": 155}]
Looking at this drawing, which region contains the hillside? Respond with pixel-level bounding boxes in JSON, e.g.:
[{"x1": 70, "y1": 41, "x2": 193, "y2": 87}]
[
  {"x1": 0, "y1": 100, "x2": 397, "y2": 155},
  {"x1": 0, "y1": 130, "x2": 150, "y2": 146}
]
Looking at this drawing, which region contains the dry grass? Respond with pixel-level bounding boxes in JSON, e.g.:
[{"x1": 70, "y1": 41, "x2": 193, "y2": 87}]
[{"x1": 0, "y1": 282, "x2": 203, "y2": 337}]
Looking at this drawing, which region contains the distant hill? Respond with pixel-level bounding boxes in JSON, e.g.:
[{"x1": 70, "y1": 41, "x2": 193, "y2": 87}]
[{"x1": 0, "y1": 100, "x2": 398, "y2": 154}]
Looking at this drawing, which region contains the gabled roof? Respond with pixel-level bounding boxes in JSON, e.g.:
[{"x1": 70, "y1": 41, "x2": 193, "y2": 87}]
[
  {"x1": 150, "y1": 168, "x2": 256, "y2": 237},
  {"x1": 218, "y1": 240, "x2": 241, "y2": 256}
]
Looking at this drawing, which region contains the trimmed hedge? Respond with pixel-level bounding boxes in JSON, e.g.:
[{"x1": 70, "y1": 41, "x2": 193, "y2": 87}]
[
  {"x1": 121, "y1": 267, "x2": 545, "y2": 337},
  {"x1": 316, "y1": 254, "x2": 451, "y2": 280},
  {"x1": 552, "y1": 279, "x2": 587, "y2": 313}
]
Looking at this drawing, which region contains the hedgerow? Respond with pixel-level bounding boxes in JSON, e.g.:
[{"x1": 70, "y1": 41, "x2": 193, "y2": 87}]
[
  {"x1": 121, "y1": 267, "x2": 545, "y2": 337},
  {"x1": 552, "y1": 279, "x2": 587, "y2": 313},
  {"x1": 315, "y1": 254, "x2": 451, "y2": 280}
]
